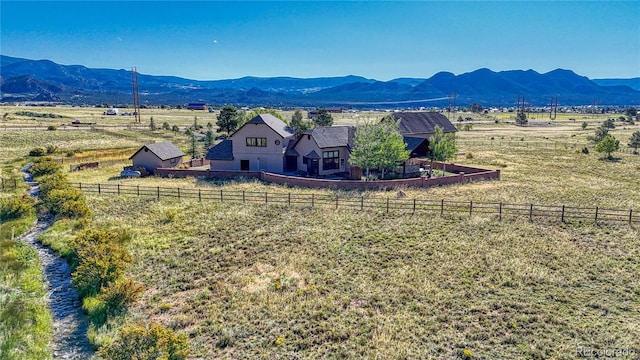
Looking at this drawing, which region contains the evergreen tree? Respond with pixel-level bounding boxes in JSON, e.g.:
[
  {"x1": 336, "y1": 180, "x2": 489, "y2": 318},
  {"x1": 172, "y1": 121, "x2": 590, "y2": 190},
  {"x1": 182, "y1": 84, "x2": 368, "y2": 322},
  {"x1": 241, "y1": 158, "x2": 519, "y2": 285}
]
[
  {"x1": 290, "y1": 109, "x2": 312, "y2": 136},
  {"x1": 216, "y1": 105, "x2": 239, "y2": 135},
  {"x1": 313, "y1": 109, "x2": 333, "y2": 127},
  {"x1": 595, "y1": 135, "x2": 619, "y2": 160},
  {"x1": 628, "y1": 131, "x2": 640, "y2": 154}
]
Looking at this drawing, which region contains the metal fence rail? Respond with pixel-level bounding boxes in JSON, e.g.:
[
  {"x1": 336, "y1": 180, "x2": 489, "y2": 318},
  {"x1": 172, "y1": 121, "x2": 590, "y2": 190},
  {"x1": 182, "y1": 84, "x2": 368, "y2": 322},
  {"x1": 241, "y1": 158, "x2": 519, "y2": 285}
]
[{"x1": 71, "y1": 182, "x2": 639, "y2": 226}]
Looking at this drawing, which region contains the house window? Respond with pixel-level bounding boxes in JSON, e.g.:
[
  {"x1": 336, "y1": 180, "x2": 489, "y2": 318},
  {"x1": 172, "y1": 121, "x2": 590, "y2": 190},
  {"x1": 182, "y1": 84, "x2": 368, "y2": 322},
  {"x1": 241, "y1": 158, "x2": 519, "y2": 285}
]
[
  {"x1": 322, "y1": 150, "x2": 339, "y2": 170},
  {"x1": 246, "y1": 137, "x2": 267, "y2": 147}
]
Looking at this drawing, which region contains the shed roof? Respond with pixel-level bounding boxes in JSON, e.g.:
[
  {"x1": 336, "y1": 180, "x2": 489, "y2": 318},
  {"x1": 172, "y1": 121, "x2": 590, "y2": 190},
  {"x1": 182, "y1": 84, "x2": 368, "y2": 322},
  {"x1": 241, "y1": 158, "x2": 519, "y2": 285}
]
[
  {"x1": 242, "y1": 114, "x2": 295, "y2": 138},
  {"x1": 129, "y1": 142, "x2": 185, "y2": 161},
  {"x1": 205, "y1": 139, "x2": 233, "y2": 161},
  {"x1": 390, "y1": 112, "x2": 457, "y2": 135}
]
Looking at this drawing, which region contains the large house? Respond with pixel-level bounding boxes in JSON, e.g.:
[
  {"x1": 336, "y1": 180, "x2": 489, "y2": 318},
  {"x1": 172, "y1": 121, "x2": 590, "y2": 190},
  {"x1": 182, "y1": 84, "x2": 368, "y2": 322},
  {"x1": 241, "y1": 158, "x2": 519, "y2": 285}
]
[
  {"x1": 207, "y1": 114, "x2": 295, "y2": 173},
  {"x1": 206, "y1": 112, "x2": 456, "y2": 176},
  {"x1": 129, "y1": 142, "x2": 185, "y2": 174}
]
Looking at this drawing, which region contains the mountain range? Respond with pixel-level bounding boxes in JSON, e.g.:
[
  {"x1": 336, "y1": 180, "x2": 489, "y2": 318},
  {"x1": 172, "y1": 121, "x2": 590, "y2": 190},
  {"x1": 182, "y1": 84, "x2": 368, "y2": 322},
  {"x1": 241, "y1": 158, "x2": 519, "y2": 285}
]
[{"x1": 1, "y1": 55, "x2": 638, "y2": 107}]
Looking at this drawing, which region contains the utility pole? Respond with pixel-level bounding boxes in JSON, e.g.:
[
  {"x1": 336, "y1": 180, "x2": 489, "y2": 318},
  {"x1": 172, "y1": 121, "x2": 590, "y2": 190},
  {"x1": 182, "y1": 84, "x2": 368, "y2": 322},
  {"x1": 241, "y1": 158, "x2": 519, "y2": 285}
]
[{"x1": 131, "y1": 67, "x2": 141, "y2": 124}]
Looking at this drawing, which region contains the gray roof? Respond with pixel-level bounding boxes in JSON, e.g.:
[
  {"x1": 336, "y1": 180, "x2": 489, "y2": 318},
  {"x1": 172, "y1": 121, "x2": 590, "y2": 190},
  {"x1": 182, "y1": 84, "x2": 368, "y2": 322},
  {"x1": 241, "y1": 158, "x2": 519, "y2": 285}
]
[
  {"x1": 303, "y1": 150, "x2": 321, "y2": 159},
  {"x1": 243, "y1": 114, "x2": 295, "y2": 138},
  {"x1": 391, "y1": 112, "x2": 457, "y2": 135},
  {"x1": 205, "y1": 139, "x2": 233, "y2": 161},
  {"x1": 130, "y1": 141, "x2": 185, "y2": 161},
  {"x1": 403, "y1": 137, "x2": 429, "y2": 151},
  {"x1": 285, "y1": 139, "x2": 299, "y2": 156},
  {"x1": 301, "y1": 126, "x2": 355, "y2": 149}
]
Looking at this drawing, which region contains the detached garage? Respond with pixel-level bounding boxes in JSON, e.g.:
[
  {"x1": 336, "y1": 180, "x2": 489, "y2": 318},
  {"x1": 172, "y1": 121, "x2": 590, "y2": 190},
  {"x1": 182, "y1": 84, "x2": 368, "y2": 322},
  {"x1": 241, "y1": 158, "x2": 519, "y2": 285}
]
[{"x1": 129, "y1": 142, "x2": 185, "y2": 174}]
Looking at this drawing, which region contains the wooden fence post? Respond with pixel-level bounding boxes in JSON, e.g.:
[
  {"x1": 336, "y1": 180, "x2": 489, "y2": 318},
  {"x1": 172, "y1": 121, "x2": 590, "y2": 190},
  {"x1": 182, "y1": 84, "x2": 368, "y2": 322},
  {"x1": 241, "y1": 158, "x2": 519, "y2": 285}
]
[
  {"x1": 469, "y1": 201, "x2": 473, "y2": 218},
  {"x1": 594, "y1": 207, "x2": 598, "y2": 224},
  {"x1": 98, "y1": 183, "x2": 101, "y2": 194},
  {"x1": 312, "y1": 194, "x2": 314, "y2": 208},
  {"x1": 1, "y1": 178, "x2": 4, "y2": 189},
  {"x1": 413, "y1": 198, "x2": 416, "y2": 215},
  {"x1": 265, "y1": 192, "x2": 268, "y2": 208},
  {"x1": 198, "y1": 189, "x2": 201, "y2": 202},
  {"x1": 336, "y1": 196, "x2": 339, "y2": 210},
  {"x1": 440, "y1": 199, "x2": 444, "y2": 216},
  {"x1": 157, "y1": 186, "x2": 160, "y2": 200},
  {"x1": 137, "y1": 185, "x2": 139, "y2": 197},
  {"x1": 242, "y1": 190, "x2": 245, "y2": 204},
  {"x1": 499, "y1": 202, "x2": 502, "y2": 220},
  {"x1": 288, "y1": 193, "x2": 291, "y2": 207},
  {"x1": 561, "y1": 205, "x2": 565, "y2": 223},
  {"x1": 79, "y1": 183, "x2": 82, "y2": 190},
  {"x1": 220, "y1": 189, "x2": 223, "y2": 202},
  {"x1": 177, "y1": 187, "x2": 180, "y2": 200},
  {"x1": 630, "y1": 209, "x2": 633, "y2": 226},
  {"x1": 386, "y1": 197, "x2": 389, "y2": 213},
  {"x1": 117, "y1": 184, "x2": 120, "y2": 195},
  {"x1": 361, "y1": 196, "x2": 364, "y2": 211},
  {"x1": 529, "y1": 204, "x2": 533, "y2": 222}
]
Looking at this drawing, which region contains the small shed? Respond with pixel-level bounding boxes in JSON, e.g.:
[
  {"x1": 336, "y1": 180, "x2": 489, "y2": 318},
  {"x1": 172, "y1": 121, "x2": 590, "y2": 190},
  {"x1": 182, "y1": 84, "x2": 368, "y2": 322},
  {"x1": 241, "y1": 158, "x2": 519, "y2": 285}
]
[{"x1": 129, "y1": 142, "x2": 185, "y2": 174}]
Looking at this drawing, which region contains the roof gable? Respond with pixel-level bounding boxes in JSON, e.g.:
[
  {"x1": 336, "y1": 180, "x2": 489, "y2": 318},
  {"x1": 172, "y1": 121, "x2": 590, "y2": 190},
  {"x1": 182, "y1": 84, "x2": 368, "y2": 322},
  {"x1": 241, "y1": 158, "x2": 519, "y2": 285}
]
[
  {"x1": 391, "y1": 112, "x2": 457, "y2": 135},
  {"x1": 237, "y1": 114, "x2": 295, "y2": 138},
  {"x1": 130, "y1": 142, "x2": 185, "y2": 161},
  {"x1": 205, "y1": 139, "x2": 233, "y2": 160}
]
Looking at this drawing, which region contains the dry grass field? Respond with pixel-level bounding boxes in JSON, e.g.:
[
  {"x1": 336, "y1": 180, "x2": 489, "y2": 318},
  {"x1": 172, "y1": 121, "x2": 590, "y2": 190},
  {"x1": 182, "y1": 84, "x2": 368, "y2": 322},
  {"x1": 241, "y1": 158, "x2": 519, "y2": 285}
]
[{"x1": 2, "y1": 105, "x2": 639, "y2": 359}]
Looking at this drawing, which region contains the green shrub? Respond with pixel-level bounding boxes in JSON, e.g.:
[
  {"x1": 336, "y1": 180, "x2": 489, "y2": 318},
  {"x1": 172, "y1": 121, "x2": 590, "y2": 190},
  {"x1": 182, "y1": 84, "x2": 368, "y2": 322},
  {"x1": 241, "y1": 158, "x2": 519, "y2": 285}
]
[
  {"x1": 97, "y1": 322, "x2": 189, "y2": 360},
  {"x1": 72, "y1": 241, "x2": 133, "y2": 298},
  {"x1": 38, "y1": 172, "x2": 69, "y2": 198},
  {"x1": 83, "y1": 296, "x2": 107, "y2": 325},
  {"x1": 59, "y1": 199, "x2": 92, "y2": 219},
  {"x1": 28, "y1": 148, "x2": 46, "y2": 157},
  {"x1": 45, "y1": 145, "x2": 59, "y2": 154},
  {"x1": 99, "y1": 278, "x2": 144, "y2": 318},
  {"x1": 42, "y1": 188, "x2": 84, "y2": 215},
  {"x1": 0, "y1": 194, "x2": 36, "y2": 221},
  {"x1": 47, "y1": 125, "x2": 57, "y2": 131},
  {"x1": 30, "y1": 157, "x2": 61, "y2": 177}
]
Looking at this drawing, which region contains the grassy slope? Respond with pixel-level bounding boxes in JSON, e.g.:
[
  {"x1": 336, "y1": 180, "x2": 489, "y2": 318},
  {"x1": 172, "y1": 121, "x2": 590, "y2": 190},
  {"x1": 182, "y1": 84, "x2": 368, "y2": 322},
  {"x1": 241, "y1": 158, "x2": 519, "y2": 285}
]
[
  {"x1": 0, "y1": 216, "x2": 54, "y2": 360},
  {"x1": 86, "y1": 196, "x2": 640, "y2": 359}
]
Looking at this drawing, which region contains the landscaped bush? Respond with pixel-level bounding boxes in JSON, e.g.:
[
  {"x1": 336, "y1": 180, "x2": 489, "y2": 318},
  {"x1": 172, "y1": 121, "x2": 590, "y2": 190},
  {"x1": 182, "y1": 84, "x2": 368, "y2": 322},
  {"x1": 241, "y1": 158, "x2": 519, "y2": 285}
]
[
  {"x1": 0, "y1": 194, "x2": 36, "y2": 222},
  {"x1": 97, "y1": 322, "x2": 189, "y2": 360},
  {"x1": 30, "y1": 157, "x2": 61, "y2": 177}
]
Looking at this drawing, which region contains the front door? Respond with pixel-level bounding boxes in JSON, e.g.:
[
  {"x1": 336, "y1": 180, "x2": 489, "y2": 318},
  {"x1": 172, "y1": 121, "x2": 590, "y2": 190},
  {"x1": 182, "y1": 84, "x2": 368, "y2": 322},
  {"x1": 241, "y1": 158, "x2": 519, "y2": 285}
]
[
  {"x1": 308, "y1": 159, "x2": 319, "y2": 176},
  {"x1": 240, "y1": 160, "x2": 250, "y2": 171}
]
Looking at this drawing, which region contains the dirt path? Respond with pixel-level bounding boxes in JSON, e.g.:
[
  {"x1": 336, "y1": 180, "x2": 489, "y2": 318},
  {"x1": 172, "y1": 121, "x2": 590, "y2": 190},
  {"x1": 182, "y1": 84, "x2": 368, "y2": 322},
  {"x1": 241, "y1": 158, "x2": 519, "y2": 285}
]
[{"x1": 19, "y1": 167, "x2": 93, "y2": 359}]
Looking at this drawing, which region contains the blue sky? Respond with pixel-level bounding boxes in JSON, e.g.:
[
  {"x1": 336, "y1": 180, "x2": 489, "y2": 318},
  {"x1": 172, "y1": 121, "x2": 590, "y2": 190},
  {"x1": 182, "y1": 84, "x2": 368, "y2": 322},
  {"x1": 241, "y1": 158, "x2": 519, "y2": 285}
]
[{"x1": 2, "y1": 1, "x2": 639, "y2": 80}]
